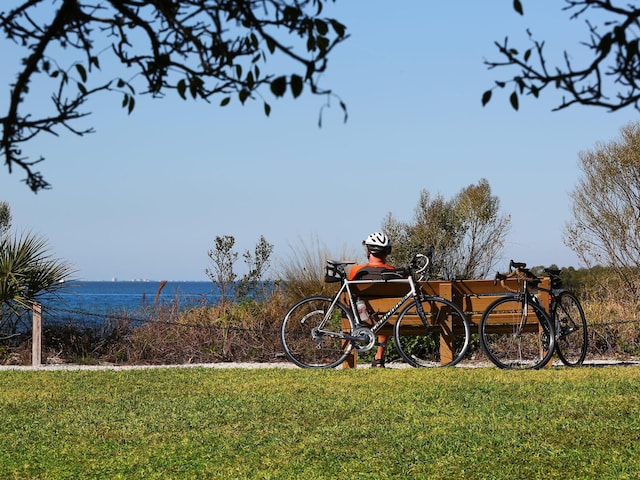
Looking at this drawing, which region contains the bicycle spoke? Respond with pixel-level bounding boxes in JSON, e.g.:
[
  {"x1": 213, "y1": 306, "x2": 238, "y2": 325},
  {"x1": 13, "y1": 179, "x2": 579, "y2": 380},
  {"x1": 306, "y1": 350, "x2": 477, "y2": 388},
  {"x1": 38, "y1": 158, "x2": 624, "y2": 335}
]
[
  {"x1": 394, "y1": 297, "x2": 470, "y2": 367},
  {"x1": 280, "y1": 296, "x2": 353, "y2": 368},
  {"x1": 553, "y1": 291, "x2": 588, "y2": 366},
  {"x1": 480, "y1": 296, "x2": 555, "y2": 369}
]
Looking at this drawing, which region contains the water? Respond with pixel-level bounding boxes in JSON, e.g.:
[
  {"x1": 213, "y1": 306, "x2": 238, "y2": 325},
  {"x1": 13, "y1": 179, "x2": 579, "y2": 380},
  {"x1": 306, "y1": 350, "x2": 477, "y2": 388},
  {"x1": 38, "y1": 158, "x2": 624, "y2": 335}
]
[{"x1": 40, "y1": 281, "x2": 220, "y2": 326}]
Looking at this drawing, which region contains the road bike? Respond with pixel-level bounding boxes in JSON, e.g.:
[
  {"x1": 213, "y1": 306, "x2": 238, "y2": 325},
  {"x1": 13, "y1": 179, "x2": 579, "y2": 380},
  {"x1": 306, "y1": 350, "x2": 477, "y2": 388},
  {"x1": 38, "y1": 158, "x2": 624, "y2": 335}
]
[
  {"x1": 479, "y1": 261, "x2": 556, "y2": 370},
  {"x1": 541, "y1": 267, "x2": 588, "y2": 366},
  {"x1": 280, "y1": 252, "x2": 471, "y2": 369}
]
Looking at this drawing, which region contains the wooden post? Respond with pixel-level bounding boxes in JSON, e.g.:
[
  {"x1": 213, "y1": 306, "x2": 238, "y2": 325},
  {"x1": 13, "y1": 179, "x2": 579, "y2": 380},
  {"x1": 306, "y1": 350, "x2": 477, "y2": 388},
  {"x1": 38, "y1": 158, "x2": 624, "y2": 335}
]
[{"x1": 32, "y1": 303, "x2": 42, "y2": 366}]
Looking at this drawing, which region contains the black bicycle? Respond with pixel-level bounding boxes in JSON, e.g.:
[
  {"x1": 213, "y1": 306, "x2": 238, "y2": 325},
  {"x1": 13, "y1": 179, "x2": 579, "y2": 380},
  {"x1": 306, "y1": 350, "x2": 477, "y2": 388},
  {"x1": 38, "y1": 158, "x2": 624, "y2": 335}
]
[
  {"x1": 280, "y1": 252, "x2": 471, "y2": 369},
  {"x1": 479, "y1": 261, "x2": 556, "y2": 370}
]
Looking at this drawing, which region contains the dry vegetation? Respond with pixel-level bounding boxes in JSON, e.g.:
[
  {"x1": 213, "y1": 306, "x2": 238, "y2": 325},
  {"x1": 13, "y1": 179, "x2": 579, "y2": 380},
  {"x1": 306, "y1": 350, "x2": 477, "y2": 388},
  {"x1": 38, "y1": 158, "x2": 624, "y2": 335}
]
[{"x1": 2, "y1": 268, "x2": 640, "y2": 366}]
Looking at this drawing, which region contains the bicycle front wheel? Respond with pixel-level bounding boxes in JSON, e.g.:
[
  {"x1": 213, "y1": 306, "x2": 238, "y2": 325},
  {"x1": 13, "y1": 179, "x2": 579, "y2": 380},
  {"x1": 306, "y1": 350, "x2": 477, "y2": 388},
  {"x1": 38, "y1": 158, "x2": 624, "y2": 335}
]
[
  {"x1": 280, "y1": 296, "x2": 354, "y2": 369},
  {"x1": 553, "y1": 291, "x2": 588, "y2": 366},
  {"x1": 480, "y1": 296, "x2": 555, "y2": 370},
  {"x1": 394, "y1": 297, "x2": 471, "y2": 367}
]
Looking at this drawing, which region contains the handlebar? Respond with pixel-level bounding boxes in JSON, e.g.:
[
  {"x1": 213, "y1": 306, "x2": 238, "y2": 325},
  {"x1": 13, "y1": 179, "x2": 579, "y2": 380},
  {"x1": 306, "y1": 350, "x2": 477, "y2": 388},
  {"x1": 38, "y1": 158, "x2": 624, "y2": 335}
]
[{"x1": 493, "y1": 260, "x2": 540, "y2": 290}]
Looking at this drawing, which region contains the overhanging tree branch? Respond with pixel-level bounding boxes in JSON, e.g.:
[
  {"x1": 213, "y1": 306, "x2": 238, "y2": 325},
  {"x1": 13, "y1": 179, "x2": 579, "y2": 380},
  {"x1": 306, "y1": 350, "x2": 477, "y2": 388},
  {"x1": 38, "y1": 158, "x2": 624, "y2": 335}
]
[
  {"x1": 483, "y1": 0, "x2": 640, "y2": 113},
  {"x1": 1, "y1": 0, "x2": 349, "y2": 192}
]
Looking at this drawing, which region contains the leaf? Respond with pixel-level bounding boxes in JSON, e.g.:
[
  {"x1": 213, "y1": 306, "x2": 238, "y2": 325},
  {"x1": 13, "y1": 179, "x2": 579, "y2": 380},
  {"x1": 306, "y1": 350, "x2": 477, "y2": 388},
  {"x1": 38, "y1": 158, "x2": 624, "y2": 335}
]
[
  {"x1": 238, "y1": 89, "x2": 250, "y2": 104},
  {"x1": 270, "y1": 76, "x2": 287, "y2": 97},
  {"x1": 482, "y1": 90, "x2": 492, "y2": 106},
  {"x1": 330, "y1": 20, "x2": 346, "y2": 37},
  {"x1": 264, "y1": 102, "x2": 271, "y2": 117},
  {"x1": 127, "y1": 95, "x2": 135, "y2": 114},
  {"x1": 513, "y1": 0, "x2": 523, "y2": 15},
  {"x1": 177, "y1": 79, "x2": 187, "y2": 100},
  {"x1": 266, "y1": 36, "x2": 276, "y2": 54},
  {"x1": 314, "y1": 19, "x2": 328, "y2": 35},
  {"x1": 220, "y1": 97, "x2": 231, "y2": 107},
  {"x1": 75, "y1": 63, "x2": 87, "y2": 83},
  {"x1": 290, "y1": 74, "x2": 303, "y2": 98},
  {"x1": 509, "y1": 91, "x2": 519, "y2": 111},
  {"x1": 524, "y1": 48, "x2": 531, "y2": 62}
]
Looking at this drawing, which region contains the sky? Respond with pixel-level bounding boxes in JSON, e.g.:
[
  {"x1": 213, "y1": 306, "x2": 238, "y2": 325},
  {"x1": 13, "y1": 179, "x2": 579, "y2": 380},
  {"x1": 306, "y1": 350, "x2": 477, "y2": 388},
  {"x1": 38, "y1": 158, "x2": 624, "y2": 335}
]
[{"x1": 1, "y1": 1, "x2": 639, "y2": 281}]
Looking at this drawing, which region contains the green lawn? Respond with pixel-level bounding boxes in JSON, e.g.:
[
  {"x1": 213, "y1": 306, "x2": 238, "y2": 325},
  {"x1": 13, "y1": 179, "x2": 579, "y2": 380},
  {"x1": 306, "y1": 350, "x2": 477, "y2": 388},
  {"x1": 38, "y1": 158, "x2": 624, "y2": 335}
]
[{"x1": 0, "y1": 365, "x2": 639, "y2": 479}]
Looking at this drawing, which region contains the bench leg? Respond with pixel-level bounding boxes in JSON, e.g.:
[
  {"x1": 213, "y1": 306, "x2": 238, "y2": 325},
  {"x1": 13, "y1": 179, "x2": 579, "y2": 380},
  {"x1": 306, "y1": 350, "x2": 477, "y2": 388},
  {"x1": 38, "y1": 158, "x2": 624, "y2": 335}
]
[
  {"x1": 342, "y1": 349, "x2": 357, "y2": 369},
  {"x1": 439, "y1": 315, "x2": 454, "y2": 365}
]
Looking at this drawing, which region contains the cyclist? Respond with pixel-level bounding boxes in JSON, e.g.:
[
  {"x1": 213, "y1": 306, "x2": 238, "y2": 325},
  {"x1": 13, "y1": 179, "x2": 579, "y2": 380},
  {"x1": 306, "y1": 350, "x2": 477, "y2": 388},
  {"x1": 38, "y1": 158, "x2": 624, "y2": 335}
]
[{"x1": 349, "y1": 231, "x2": 395, "y2": 368}]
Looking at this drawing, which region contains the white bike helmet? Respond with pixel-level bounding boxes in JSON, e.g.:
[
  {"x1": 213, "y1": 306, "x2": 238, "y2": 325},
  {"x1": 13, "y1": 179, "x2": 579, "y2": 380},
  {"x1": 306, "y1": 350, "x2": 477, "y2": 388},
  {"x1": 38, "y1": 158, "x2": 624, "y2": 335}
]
[{"x1": 364, "y1": 231, "x2": 392, "y2": 255}]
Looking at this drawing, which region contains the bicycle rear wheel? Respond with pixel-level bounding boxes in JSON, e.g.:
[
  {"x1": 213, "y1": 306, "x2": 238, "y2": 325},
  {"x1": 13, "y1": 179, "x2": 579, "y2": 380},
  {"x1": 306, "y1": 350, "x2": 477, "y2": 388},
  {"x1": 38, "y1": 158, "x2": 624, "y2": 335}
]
[
  {"x1": 553, "y1": 291, "x2": 588, "y2": 366},
  {"x1": 394, "y1": 297, "x2": 471, "y2": 367},
  {"x1": 280, "y1": 296, "x2": 354, "y2": 369},
  {"x1": 480, "y1": 296, "x2": 555, "y2": 370}
]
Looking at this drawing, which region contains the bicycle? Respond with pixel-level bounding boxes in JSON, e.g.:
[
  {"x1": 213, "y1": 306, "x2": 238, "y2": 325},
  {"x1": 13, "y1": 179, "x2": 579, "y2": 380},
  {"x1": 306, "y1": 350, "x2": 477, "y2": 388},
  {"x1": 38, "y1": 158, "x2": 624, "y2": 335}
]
[
  {"x1": 280, "y1": 252, "x2": 471, "y2": 369},
  {"x1": 541, "y1": 268, "x2": 588, "y2": 366},
  {"x1": 479, "y1": 260, "x2": 556, "y2": 370}
]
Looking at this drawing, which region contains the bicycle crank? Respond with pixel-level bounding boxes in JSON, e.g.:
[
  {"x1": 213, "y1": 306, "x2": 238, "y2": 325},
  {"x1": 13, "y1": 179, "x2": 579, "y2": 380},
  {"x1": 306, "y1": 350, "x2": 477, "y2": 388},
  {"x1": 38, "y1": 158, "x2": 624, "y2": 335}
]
[{"x1": 352, "y1": 326, "x2": 376, "y2": 352}]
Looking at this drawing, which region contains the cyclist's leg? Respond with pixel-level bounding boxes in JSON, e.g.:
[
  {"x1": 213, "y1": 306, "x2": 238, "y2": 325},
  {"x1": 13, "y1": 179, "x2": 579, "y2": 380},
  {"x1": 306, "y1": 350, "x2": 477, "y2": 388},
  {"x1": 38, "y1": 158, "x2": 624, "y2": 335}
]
[
  {"x1": 280, "y1": 296, "x2": 354, "y2": 369},
  {"x1": 480, "y1": 296, "x2": 555, "y2": 370},
  {"x1": 553, "y1": 291, "x2": 588, "y2": 366},
  {"x1": 394, "y1": 297, "x2": 471, "y2": 367},
  {"x1": 371, "y1": 334, "x2": 388, "y2": 367}
]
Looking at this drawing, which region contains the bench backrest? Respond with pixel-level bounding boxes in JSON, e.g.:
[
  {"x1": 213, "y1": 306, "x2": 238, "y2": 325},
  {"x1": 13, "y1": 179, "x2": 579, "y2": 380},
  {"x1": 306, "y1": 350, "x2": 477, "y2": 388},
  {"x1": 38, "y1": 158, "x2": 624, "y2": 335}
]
[{"x1": 343, "y1": 278, "x2": 551, "y2": 326}]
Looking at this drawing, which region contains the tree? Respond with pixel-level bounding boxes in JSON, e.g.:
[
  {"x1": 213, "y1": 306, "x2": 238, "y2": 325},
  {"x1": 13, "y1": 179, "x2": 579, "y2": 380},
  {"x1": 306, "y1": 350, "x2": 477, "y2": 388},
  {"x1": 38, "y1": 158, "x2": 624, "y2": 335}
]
[
  {"x1": 1, "y1": 0, "x2": 348, "y2": 192},
  {"x1": 237, "y1": 235, "x2": 274, "y2": 299},
  {"x1": 206, "y1": 235, "x2": 238, "y2": 304},
  {"x1": 565, "y1": 121, "x2": 640, "y2": 294},
  {"x1": 483, "y1": 1, "x2": 640, "y2": 113},
  {"x1": 205, "y1": 234, "x2": 274, "y2": 303},
  {"x1": 383, "y1": 179, "x2": 511, "y2": 280},
  {"x1": 0, "y1": 230, "x2": 74, "y2": 333}
]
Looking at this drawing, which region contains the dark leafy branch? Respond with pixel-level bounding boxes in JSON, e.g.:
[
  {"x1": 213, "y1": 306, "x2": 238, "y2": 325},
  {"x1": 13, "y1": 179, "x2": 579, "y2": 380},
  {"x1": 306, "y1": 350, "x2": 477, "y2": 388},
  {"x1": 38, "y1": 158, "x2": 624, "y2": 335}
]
[
  {"x1": 483, "y1": 0, "x2": 640, "y2": 113},
  {"x1": 1, "y1": 0, "x2": 349, "y2": 192}
]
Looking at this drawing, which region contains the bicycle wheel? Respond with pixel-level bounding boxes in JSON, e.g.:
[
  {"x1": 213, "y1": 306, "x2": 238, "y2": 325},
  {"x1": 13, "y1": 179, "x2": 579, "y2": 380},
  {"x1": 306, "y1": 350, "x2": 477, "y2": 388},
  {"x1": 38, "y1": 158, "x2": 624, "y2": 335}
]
[
  {"x1": 394, "y1": 296, "x2": 471, "y2": 367},
  {"x1": 280, "y1": 296, "x2": 354, "y2": 369},
  {"x1": 480, "y1": 296, "x2": 555, "y2": 370},
  {"x1": 552, "y1": 291, "x2": 588, "y2": 366}
]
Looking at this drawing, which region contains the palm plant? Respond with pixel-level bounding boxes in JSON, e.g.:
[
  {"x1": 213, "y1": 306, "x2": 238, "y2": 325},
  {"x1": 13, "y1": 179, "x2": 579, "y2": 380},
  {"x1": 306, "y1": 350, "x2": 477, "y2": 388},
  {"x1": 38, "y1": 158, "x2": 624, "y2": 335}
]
[{"x1": 0, "y1": 231, "x2": 74, "y2": 333}]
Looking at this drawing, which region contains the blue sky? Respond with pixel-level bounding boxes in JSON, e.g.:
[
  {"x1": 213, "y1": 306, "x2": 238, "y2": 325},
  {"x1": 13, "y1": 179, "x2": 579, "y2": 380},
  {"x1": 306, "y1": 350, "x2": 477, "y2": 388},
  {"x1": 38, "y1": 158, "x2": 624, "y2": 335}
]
[{"x1": 1, "y1": 1, "x2": 638, "y2": 281}]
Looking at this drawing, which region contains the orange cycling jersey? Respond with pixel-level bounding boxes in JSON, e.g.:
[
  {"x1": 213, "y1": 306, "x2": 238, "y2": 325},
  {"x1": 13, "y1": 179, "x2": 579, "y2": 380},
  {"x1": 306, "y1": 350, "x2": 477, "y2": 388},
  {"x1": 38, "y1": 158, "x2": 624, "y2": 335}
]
[{"x1": 349, "y1": 260, "x2": 395, "y2": 280}]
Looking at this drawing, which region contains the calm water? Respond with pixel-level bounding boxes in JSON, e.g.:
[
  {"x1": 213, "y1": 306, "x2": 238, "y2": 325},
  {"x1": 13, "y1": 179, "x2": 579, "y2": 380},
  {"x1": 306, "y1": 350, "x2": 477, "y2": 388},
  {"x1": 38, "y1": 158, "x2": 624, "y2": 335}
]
[{"x1": 41, "y1": 281, "x2": 220, "y2": 325}]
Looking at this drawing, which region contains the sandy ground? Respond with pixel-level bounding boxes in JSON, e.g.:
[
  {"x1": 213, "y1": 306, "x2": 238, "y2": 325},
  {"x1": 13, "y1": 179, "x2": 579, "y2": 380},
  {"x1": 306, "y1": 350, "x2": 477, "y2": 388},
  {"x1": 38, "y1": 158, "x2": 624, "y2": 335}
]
[{"x1": 1, "y1": 358, "x2": 639, "y2": 371}]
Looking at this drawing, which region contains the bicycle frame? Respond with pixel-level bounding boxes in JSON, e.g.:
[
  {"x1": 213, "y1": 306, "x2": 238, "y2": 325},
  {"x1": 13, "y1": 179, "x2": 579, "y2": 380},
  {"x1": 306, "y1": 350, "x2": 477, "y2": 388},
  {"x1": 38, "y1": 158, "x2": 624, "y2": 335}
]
[{"x1": 318, "y1": 273, "x2": 425, "y2": 345}]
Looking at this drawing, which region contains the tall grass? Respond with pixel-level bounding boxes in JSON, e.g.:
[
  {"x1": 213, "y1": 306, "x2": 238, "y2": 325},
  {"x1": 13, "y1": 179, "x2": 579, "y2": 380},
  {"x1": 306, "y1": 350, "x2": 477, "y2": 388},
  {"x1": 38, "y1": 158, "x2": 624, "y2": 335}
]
[
  {"x1": 277, "y1": 234, "x2": 357, "y2": 301},
  {"x1": 1, "y1": 366, "x2": 639, "y2": 479}
]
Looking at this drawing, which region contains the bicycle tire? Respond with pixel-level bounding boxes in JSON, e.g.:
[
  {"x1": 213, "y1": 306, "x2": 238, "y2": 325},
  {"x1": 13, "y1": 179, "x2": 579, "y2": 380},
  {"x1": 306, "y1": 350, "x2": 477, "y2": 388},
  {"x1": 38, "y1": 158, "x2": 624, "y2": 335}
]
[
  {"x1": 394, "y1": 296, "x2": 471, "y2": 367},
  {"x1": 280, "y1": 296, "x2": 354, "y2": 369},
  {"x1": 480, "y1": 295, "x2": 555, "y2": 370},
  {"x1": 552, "y1": 291, "x2": 588, "y2": 366}
]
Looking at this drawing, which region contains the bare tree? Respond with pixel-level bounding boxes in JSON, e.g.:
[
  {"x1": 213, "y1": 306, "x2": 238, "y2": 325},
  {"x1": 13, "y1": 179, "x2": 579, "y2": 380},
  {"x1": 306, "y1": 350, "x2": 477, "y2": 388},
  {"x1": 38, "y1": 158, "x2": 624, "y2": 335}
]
[
  {"x1": 565, "y1": 121, "x2": 640, "y2": 293},
  {"x1": 483, "y1": 1, "x2": 640, "y2": 113},
  {"x1": 1, "y1": 0, "x2": 348, "y2": 191}
]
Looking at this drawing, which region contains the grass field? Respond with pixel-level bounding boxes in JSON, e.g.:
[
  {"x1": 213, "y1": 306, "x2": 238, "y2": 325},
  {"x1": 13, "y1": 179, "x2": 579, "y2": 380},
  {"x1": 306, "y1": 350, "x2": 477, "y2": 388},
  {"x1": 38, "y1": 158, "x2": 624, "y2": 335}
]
[{"x1": 1, "y1": 365, "x2": 639, "y2": 479}]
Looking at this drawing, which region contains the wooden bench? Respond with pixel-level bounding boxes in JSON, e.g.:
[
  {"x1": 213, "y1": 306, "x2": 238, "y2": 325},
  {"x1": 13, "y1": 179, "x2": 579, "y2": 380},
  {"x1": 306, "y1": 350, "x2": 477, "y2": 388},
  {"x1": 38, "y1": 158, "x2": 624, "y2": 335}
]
[{"x1": 341, "y1": 277, "x2": 550, "y2": 368}]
